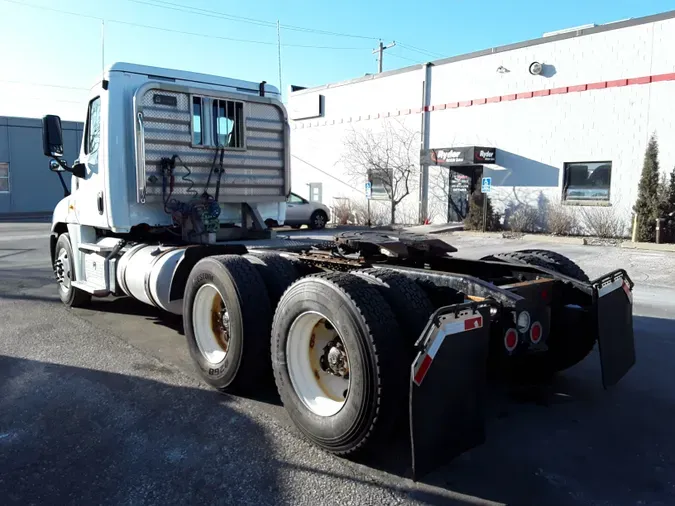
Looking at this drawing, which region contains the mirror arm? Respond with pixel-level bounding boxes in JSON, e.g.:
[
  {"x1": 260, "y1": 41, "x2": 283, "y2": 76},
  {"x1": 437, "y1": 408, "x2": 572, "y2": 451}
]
[
  {"x1": 57, "y1": 172, "x2": 70, "y2": 197},
  {"x1": 52, "y1": 156, "x2": 72, "y2": 172}
]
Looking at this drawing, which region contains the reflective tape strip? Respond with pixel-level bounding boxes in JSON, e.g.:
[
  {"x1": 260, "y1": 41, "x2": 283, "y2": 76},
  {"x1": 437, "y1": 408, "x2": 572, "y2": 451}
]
[
  {"x1": 413, "y1": 354, "x2": 433, "y2": 386},
  {"x1": 622, "y1": 281, "x2": 633, "y2": 304},
  {"x1": 412, "y1": 314, "x2": 483, "y2": 386}
]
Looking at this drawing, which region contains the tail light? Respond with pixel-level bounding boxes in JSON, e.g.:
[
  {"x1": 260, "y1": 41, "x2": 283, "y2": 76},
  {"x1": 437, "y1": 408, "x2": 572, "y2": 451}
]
[
  {"x1": 530, "y1": 321, "x2": 543, "y2": 344},
  {"x1": 504, "y1": 328, "x2": 518, "y2": 352}
]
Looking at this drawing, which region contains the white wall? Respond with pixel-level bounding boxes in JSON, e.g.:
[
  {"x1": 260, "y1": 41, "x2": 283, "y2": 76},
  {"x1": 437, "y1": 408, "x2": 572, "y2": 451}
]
[
  {"x1": 290, "y1": 69, "x2": 424, "y2": 222},
  {"x1": 289, "y1": 13, "x2": 675, "y2": 229}
]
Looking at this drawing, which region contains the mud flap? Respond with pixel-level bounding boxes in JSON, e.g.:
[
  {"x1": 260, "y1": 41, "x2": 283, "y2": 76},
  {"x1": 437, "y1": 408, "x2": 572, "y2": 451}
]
[
  {"x1": 594, "y1": 270, "x2": 635, "y2": 389},
  {"x1": 409, "y1": 302, "x2": 493, "y2": 481}
]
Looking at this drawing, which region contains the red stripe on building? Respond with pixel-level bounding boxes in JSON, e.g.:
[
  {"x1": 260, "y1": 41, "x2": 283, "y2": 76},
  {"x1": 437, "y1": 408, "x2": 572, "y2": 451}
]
[
  {"x1": 587, "y1": 81, "x2": 606, "y2": 90},
  {"x1": 607, "y1": 79, "x2": 628, "y2": 88},
  {"x1": 413, "y1": 354, "x2": 433, "y2": 386},
  {"x1": 652, "y1": 72, "x2": 675, "y2": 82},
  {"x1": 296, "y1": 72, "x2": 675, "y2": 128}
]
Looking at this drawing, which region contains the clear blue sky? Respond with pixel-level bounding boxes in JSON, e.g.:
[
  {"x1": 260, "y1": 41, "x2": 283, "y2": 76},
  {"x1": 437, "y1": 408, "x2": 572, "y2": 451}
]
[{"x1": 0, "y1": 0, "x2": 673, "y2": 120}]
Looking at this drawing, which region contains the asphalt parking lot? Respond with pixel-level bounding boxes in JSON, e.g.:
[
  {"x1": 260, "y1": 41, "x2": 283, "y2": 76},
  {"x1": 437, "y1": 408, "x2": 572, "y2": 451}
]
[{"x1": 1, "y1": 223, "x2": 674, "y2": 505}]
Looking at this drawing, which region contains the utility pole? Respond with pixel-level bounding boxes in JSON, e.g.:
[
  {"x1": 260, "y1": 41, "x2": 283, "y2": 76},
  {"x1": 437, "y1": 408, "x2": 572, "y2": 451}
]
[
  {"x1": 276, "y1": 20, "x2": 283, "y2": 99},
  {"x1": 372, "y1": 40, "x2": 396, "y2": 73},
  {"x1": 101, "y1": 20, "x2": 106, "y2": 75}
]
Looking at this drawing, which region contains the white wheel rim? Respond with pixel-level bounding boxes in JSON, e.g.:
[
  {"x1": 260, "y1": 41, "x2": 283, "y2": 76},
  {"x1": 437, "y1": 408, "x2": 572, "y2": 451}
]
[
  {"x1": 287, "y1": 311, "x2": 350, "y2": 417},
  {"x1": 193, "y1": 284, "x2": 230, "y2": 364},
  {"x1": 56, "y1": 248, "x2": 72, "y2": 294}
]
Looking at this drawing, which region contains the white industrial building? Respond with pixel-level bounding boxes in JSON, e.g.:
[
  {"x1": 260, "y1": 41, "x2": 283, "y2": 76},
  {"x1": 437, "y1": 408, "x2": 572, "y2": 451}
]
[{"x1": 287, "y1": 10, "x2": 675, "y2": 230}]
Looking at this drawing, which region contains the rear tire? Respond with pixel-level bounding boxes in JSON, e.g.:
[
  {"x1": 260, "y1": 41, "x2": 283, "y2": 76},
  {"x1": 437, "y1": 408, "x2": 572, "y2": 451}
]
[
  {"x1": 244, "y1": 252, "x2": 299, "y2": 307},
  {"x1": 54, "y1": 233, "x2": 91, "y2": 308},
  {"x1": 183, "y1": 255, "x2": 272, "y2": 393},
  {"x1": 352, "y1": 268, "x2": 435, "y2": 348},
  {"x1": 485, "y1": 249, "x2": 595, "y2": 376},
  {"x1": 272, "y1": 272, "x2": 406, "y2": 456},
  {"x1": 486, "y1": 249, "x2": 589, "y2": 282}
]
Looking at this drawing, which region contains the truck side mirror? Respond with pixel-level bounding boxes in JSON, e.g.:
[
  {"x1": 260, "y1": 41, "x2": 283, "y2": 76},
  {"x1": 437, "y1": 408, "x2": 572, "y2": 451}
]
[{"x1": 42, "y1": 115, "x2": 64, "y2": 157}]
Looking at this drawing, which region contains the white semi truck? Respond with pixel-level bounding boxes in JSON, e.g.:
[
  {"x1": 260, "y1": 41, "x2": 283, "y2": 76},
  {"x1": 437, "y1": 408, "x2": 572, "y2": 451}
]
[{"x1": 43, "y1": 63, "x2": 636, "y2": 479}]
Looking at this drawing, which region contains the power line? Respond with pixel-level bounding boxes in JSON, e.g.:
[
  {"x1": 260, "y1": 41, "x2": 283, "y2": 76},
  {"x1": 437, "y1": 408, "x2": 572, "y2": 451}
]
[
  {"x1": 133, "y1": 0, "x2": 381, "y2": 41},
  {"x1": 291, "y1": 155, "x2": 360, "y2": 192},
  {"x1": 2, "y1": 0, "x2": 370, "y2": 50},
  {"x1": 397, "y1": 42, "x2": 445, "y2": 59},
  {"x1": 112, "y1": 18, "x2": 368, "y2": 49},
  {"x1": 0, "y1": 79, "x2": 89, "y2": 91},
  {"x1": 388, "y1": 53, "x2": 423, "y2": 64},
  {"x1": 1, "y1": 0, "x2": 100, "y2": 20}
]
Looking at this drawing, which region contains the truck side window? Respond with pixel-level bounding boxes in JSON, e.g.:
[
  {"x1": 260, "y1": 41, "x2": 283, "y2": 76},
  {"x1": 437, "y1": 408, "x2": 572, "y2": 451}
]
[
  {"x1": 84, "y1": 97, "x2": 101, "y2": 156},
  {"x1": 214, "y1": 99, "x2": 244, "y2": 148},
  {"x1": 192, "y1": 96, "x2": 203, "y2": 146}
]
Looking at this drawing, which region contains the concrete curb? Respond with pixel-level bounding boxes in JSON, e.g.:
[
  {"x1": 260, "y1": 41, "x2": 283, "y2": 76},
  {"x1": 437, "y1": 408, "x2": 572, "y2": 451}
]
[
  {"x1": 521, "y1": 234, "x2": 587, "y2": 245},
  {"x1": 446, "y1": 230, "x2": 588, "y2": 245},
  {"x1": 620, "y1": 241, "x2": 675, "y2": 252}
]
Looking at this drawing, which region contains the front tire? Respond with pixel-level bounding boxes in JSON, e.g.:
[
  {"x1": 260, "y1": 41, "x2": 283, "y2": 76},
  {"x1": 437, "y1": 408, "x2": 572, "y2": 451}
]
[
  {"x1": 272, "y1": 273, "x2": 406, "y2": 456},
  {"x1": 54, "y1": 233, "x2": 91, "y2": 308},
  {"x1": 183, "y1": 255, "x2": 272, "y2": 393},
  {"x1": 309, "y1": 210, "x2": 328, "y2": 230}
]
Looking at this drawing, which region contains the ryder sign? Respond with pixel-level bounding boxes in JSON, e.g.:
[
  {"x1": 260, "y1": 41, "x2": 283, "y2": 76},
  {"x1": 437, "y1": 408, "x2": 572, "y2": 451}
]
[{"x1": 421, "y1": 146, "x2": 496, "y2": 166}]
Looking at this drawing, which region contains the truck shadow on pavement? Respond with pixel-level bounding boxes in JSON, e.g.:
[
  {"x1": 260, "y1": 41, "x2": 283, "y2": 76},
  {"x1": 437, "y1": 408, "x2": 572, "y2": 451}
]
[
  {"x1": 0, "y1": 355, "x2": 287, "y2": 505},
  {"x1": 0, "y1": 354, "x2": 474, "y2": 506}
]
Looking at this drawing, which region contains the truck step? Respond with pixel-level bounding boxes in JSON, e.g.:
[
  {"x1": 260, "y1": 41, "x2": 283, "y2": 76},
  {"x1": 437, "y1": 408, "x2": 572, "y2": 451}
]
[
  {"x1": 71, "y1": 280, "x2": 110, "y2": 297},
  {"x1": 79, "y1": 242, "x2": 116, "y2": 253}
]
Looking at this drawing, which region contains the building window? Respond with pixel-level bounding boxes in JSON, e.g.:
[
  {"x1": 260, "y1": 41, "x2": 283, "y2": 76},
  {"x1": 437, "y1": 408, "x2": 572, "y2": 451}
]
[
  {"x1": 0, "y1": 162, "x2": 9, "y2": 192},
  {"x1": 84, "y1": 96, "x2": 101, "y2": 155},
  {"x1": 563, "y1": 161, "x2": 611, "y2": 202},
  {"x1": 191, "y1": 95, "x2": 245, "y2": 149}
]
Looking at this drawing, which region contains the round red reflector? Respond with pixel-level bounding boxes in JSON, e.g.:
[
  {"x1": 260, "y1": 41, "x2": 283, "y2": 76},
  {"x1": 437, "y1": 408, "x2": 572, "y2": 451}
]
[
  {"x1": 530, "y1": 322, "x2": 542, "y2": 343},
  {"x1": 504, "y1": 329, "x2": 518, "y2": 351}
]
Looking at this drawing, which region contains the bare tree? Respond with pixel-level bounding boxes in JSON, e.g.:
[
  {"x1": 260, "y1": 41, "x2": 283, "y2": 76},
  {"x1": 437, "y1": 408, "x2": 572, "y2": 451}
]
[{"x1": 342, "y1": 120, "x2": 419, "y2": 224}]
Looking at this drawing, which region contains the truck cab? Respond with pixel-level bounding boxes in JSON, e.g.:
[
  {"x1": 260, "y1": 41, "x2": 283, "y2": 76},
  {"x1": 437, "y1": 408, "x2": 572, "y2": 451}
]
[{"x1": 46, "y1": 62, "x2": 289, "y2": 238}]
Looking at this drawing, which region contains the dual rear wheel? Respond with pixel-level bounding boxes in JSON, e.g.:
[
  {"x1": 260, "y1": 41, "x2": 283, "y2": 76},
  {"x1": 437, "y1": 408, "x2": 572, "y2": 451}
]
[{"x1": 183, "y1": 256, "x2": 434, "y2": 455}]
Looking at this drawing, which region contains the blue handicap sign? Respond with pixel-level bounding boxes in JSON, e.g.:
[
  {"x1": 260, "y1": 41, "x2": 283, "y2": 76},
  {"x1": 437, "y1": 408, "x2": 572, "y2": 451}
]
[
  {"x1": 365, "y1": 181, "x2": 372, "y2": 199},
  {"x1": 481, "y1": 177, "x2": 492, "y2": 194}
]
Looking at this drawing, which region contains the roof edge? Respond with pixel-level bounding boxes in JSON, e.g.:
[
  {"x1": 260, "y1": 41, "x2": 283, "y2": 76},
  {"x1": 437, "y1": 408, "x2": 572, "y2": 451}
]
[{"x1": 291, "y1": 9, "x2": 675, "y2": 96}]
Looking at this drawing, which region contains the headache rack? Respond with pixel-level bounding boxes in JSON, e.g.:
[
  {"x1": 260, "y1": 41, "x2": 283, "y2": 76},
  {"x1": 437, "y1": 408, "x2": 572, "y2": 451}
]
[{"x1": 133, "y1": 82, "x2": 290, "y2": 205}]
